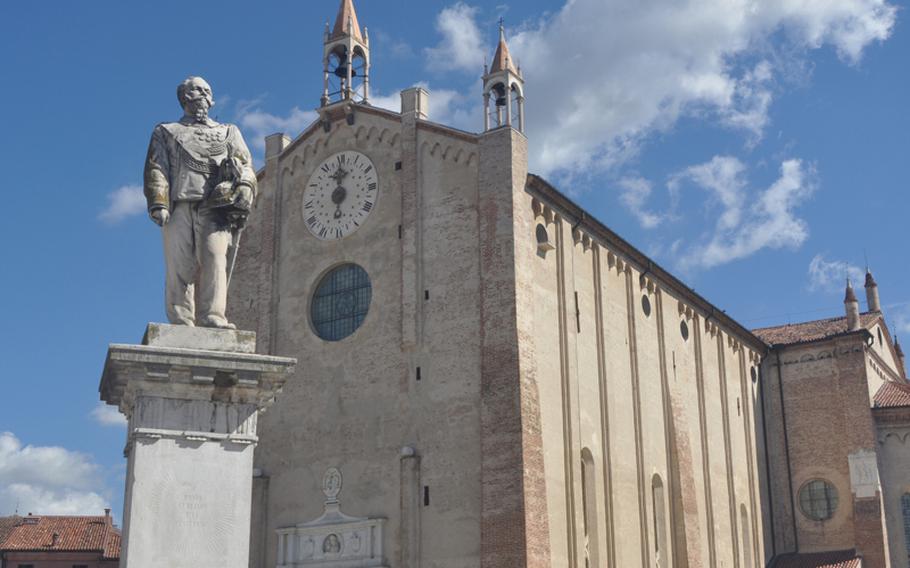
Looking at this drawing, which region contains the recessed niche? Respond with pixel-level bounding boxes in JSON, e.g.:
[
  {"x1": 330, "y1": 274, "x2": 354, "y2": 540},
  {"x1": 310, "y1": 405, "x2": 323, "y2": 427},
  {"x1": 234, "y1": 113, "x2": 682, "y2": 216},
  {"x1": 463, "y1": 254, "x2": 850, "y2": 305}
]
[{"x1": 536, "y1": 224, "x2": 555, "y2": 255}]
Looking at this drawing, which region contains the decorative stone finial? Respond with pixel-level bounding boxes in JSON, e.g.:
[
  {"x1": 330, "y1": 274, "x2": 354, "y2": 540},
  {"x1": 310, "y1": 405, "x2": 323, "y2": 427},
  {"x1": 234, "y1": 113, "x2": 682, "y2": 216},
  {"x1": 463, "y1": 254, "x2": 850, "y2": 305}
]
[
  {"x1": 845, "y1": 279, "x2": 861, "y2": 331},
  {"x1": 865, "y1": 269, "x2": 882, "y2": 312}
]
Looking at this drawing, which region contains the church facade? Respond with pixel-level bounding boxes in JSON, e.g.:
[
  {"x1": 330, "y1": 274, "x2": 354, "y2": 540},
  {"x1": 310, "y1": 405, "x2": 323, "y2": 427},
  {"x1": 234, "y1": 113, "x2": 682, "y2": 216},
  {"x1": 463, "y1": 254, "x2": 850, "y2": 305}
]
[{"x1": 228, "y1": 2, "x2": 909, "y2": 566}]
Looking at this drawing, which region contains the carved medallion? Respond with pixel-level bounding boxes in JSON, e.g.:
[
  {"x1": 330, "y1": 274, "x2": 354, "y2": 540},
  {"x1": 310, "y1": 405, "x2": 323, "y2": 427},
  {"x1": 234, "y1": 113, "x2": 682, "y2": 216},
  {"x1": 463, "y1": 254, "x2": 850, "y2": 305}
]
[{"x1": 322, "y1": 467, "x2": 343, "y2": 503}]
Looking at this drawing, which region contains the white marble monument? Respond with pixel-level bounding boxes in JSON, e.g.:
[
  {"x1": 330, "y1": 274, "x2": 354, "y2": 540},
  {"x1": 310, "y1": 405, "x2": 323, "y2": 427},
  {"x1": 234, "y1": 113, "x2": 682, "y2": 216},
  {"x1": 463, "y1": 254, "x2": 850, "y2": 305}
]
[
  {"x1": 100, "y1": 323, "x2": 295, "y2": 568},
  {"x1": 276, "y1": 467, "x2": 387, "y2": 568}
]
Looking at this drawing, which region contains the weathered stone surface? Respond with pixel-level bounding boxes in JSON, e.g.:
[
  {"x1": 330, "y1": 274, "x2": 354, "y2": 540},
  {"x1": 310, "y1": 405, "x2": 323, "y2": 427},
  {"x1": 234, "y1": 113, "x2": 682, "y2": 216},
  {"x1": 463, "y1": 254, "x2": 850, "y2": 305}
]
[
  {"x1": 143, "y1": 322, "x2": 257, "y2": 354},
  {"x1": 144, "y1": 76, "x2": 257, "y2": 329},
  {"x1": 99, "y1": 326, "x2": 295, "y2": 568}
]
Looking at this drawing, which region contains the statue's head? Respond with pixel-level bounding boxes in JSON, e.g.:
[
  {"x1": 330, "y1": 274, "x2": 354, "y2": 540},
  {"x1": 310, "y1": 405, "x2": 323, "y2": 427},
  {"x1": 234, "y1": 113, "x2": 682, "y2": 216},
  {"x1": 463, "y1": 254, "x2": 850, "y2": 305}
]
[{"x1": 177, "y1": 76, "x2": 214, "y2": 121}]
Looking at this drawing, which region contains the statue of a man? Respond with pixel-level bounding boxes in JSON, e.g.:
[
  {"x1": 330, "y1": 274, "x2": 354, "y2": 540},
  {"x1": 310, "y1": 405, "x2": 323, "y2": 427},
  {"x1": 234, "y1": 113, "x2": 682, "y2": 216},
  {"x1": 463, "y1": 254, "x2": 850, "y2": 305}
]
[{"x1": 143, "y1": 77, "x2": 257, "y2": 329}]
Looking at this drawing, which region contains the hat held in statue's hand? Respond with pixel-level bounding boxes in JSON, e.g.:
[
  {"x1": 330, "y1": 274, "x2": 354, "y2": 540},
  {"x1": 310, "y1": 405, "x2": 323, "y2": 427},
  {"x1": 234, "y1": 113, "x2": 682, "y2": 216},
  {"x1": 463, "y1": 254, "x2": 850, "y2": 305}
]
[{"x1": 204, "y1": 157, "x2": 252, "y2": 213}]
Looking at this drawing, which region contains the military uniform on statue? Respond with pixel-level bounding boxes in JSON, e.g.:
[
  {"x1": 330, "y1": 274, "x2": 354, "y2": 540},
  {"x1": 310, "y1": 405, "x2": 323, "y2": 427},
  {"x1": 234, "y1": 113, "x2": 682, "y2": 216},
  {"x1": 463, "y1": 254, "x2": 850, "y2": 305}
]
[{"x1": 143, "y1": 76, "x2": 256, "y2": 329}]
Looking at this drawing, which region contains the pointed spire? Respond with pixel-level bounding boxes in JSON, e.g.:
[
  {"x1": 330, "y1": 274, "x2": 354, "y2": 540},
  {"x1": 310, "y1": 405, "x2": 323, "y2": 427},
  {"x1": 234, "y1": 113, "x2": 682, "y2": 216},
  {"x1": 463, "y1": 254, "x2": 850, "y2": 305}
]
[
  {"x1": 896, "y1": 337, "x2": 907, "y2": 379},
  {"x1": 845, "y1": 279, "x2": 861, "y2": 331},
  {"x1": 865, "y1": 268, "x2": 882, "y2": 312},
  {"x1": 490, "y1": 18, "x2": 517, "y2": 74},
  {"x1": 331, "y1": 0, "x2": 363, "y2": 42},
  {"x1": 865, "y1": 269, "x2": 877, "y2": 288},
  {"x1": 844, "y1": 279, "x2": 858, "y2": 304}
]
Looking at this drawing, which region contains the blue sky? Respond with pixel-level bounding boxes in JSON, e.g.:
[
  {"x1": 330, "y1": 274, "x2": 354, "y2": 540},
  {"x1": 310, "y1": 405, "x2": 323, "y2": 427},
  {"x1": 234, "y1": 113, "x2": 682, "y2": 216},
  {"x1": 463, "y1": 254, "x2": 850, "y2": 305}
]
[{"x1": 0, "y1": 0, "x2": 906, "y2": 521}]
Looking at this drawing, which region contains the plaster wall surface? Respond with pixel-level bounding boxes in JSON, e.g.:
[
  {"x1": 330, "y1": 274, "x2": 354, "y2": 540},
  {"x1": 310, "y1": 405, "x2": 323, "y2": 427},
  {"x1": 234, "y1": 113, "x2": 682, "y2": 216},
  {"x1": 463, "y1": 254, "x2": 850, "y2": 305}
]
[
  {"x1": 237, "y1": 108, "x2": 486, "y2": 568},
  {"x1": 231, "y1": 106, "x2": 769, "y2": 567},
  {"x1": 521, "y1": 186, "x2": 766, "y2": 568}
]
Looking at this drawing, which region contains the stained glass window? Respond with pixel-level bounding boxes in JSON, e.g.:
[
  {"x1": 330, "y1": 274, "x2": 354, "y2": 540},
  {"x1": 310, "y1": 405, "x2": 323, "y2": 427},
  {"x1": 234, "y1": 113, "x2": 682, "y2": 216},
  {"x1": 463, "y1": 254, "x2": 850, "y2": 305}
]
[
  {"x1": 798, "y1": 479, "x2": 838, "y2": 521},
  {"x1": 311, "y1": 264, "x2": 372, "y2": 341}
]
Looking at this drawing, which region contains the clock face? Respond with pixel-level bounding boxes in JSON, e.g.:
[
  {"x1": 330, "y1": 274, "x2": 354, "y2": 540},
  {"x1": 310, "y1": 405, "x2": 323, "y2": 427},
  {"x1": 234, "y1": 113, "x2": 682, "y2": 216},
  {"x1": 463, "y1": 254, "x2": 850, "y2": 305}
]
[{"x1": 303, "y1": 151, "x2": 379, "y2": 240}]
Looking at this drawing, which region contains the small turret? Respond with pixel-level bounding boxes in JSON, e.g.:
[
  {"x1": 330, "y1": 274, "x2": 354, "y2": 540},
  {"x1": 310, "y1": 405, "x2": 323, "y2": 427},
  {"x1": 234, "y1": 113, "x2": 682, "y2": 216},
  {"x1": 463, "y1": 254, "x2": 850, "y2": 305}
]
[
  {"x1": 845, "y1": 279, "x2": 861, "y2": 331},
  {"x1": 482, "y1": 19, "x2": 525, "y2": 133},
  {"x1": 321, "y1": 0, "x2": 370, "y2": 106},
  {"x1": 865, "y1": 269, "x2": 882, "y2": 312}
]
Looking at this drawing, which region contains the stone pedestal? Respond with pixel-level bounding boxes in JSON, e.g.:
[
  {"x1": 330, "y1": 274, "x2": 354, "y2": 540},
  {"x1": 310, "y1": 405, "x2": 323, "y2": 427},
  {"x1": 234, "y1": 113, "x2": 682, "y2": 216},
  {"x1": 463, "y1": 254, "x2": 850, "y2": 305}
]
[{"x1": 99, "y1": 323, "x2": 296, "y2": 568}]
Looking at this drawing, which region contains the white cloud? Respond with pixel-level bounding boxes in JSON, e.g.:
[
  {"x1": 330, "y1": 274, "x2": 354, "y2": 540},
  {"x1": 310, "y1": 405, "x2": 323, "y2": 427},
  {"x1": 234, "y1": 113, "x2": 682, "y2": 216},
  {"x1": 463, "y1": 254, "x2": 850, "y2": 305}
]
[
  {"x1": 496, "y1": 0, "x2": 897, "y2": 177},
  {"x1": 674, "y1": 157, "x2": 816, "y2": 270},
  {"x1": 238, "y1": 105, "x2": 319, "y2": 152},
  {"x1": 807, "y1": 254, "x2": 865, "y2": 293},
  {"x1": 892, "y1": 304, "x2": 910, "y2": 336},
  {"x1": 0, "y1": 432, "x2": 111, "y2": 516},
  {"x1": 371, "y1": 83, "x2": 480, "y2": 132},
  {"x1": 90, "y1": 402, "x2": 127, "y2": 428},
  {"x1": 99, "y1": 185, "x2": 145, "y2": 224},
  {"x1": 617, "y1": 176, "x2": 669, "y2": 229},
  {"x1": 425, "y1": 2, "x2": 486, "y2": 73}
]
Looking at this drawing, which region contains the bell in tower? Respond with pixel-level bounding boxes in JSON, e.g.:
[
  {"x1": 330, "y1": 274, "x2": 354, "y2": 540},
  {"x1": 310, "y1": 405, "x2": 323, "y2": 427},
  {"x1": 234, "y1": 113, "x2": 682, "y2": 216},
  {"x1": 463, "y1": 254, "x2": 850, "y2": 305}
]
[
  {"x1": 322, "y1": 0, "x2": 370, "y2": 107},
  {"x1": 482, "y1": 20, "x2": 525, "y2": 133}
]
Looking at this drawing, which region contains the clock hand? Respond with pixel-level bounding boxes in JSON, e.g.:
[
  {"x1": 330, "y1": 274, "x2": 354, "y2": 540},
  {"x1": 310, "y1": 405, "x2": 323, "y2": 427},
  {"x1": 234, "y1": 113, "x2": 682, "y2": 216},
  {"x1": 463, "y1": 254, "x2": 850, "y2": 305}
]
[
  {"x1": 332, "y1": 184, "x2": 347, "y2": 219},
  {"x1": 330, "y1": 166, "x2": 348, "y2": 186}
]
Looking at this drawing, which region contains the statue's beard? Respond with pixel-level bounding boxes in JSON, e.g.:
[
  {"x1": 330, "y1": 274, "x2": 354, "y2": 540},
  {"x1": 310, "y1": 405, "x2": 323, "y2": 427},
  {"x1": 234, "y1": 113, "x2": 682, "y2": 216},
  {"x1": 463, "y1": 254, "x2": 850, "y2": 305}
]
[{"x1": 184, "y1": 99, "x2": 211, "y2": 122}]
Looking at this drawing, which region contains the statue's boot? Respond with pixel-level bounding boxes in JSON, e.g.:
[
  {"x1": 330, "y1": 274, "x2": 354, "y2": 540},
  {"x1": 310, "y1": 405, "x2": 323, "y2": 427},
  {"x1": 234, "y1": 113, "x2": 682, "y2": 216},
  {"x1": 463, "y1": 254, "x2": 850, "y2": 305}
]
[{"x1": 198, "y1": 315, "x2": 237, "y2": 330}]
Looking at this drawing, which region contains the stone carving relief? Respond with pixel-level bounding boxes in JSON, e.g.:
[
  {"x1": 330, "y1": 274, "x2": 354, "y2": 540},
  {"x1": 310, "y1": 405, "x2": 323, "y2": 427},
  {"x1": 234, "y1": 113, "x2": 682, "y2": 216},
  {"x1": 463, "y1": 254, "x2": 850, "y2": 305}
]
[
  {"x1": 848, "y1": 449, "x2": 882, "y2": 499},
  {"x1": 276, "y1": 467, "x2": 387, "y2": 567}
]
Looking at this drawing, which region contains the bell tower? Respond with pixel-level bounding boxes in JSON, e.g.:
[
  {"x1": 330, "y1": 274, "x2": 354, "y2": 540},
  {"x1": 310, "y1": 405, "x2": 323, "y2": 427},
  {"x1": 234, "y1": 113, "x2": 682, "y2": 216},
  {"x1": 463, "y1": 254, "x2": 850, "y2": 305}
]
[
  {"x1": 483, "y1": 20, "x2": 525, "y2": 132},
  {"x1": 322, "y1": 0, "x2": 370, "y2": 107}
]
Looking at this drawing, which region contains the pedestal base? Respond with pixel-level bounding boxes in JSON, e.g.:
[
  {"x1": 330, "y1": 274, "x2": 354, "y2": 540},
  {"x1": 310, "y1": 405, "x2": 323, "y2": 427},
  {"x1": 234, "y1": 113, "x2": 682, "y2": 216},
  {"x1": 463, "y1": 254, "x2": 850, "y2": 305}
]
[{"x1": 100, "y1": 323, "x2": 296, "y2": 568}]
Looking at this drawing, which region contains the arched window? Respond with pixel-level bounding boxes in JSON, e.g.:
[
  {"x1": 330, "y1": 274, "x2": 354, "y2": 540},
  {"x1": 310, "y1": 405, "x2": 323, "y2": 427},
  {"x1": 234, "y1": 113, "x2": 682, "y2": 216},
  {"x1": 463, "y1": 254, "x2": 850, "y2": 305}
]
[
  {"x1": 901, "y1": 493, "x2": 910, "y2": 563},
  {"x1": 741, "y1": 504, "x2": 752, "y2": 568},
  {"x1": 581, "y1": 449, "x2": 600, "y2": 568},
  {"x1": 652, "y1": 474, "x2": 667, "y2": 567}
]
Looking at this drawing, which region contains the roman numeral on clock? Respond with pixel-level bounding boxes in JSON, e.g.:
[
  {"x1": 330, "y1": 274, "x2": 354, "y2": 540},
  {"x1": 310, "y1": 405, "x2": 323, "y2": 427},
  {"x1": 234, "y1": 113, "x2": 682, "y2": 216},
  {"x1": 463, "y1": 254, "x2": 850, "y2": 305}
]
[
  {"x1": 362, "y1": 201, "x2": 373, "y2": 212},
  {"x1": 368, "y1": 182, "x2": 377, "y2": 192}
]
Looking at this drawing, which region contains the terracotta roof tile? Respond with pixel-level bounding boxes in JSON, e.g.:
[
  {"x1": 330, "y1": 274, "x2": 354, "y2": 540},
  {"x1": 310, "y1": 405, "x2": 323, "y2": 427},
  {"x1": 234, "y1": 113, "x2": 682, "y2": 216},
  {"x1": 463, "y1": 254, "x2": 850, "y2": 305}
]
[
  {"x1": 0, "y1": 516, "x2": 22, "y2": 547},
  {"x1": 752, "y1": 312, "x2": 879, "y2": 346},
  {"x1": 874, "y1": 381, "x2": 910, "y2": 408},
  {"x1": 772, "y1": 549, "x2": 862, "y2": 568},
  {"x1": 0, "y1": 514, "x2": 120, "y2": 558},
  {"x1": 331, "y1": 0, "x2": 363, "y2": 42},
  {"x1": 490, "y1": 31, "x2": 517, "y2": 74}
]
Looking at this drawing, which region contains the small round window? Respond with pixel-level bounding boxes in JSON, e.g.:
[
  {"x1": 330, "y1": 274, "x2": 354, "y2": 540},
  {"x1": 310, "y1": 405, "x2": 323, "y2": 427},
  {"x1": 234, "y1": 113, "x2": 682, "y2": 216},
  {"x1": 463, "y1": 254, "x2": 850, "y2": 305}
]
[
  {"x1": 311, "y1": 264, "x2": 372, "y2": 341},
  {"x1": 641, "y1": 295, "x2": 652, "y2": 317},
  {"x1": 798, "y1": 479, "x2": 838, "y2": 521},
  {"x1": 680, "y1": 320, "x2": 690, "y2": 341},
  {"x1": 751, "y1": 366, "x2": 758, "y2": 383}
]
